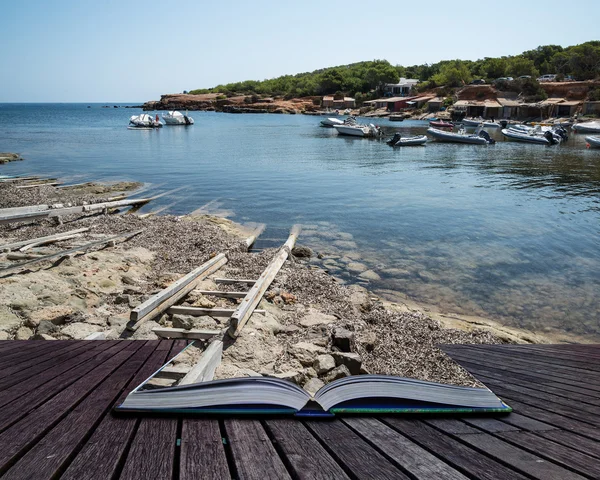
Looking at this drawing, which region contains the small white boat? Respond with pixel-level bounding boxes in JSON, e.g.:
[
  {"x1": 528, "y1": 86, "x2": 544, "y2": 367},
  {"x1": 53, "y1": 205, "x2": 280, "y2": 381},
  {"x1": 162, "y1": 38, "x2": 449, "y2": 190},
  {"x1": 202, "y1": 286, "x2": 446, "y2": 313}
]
[
  {"x1": 501, "y1": 125, "x2": 568, "y2": 145},
  {"x1": 585, "y1": 136, "x2": 600, "y2": 148},
  {"x1": 502, "y1": 128, "x2": 551, "y2": 145},
  {"x1": 387, "y1": 133, "x2": 427, "y2": 146},
  {"x1": 320, "y1": 117, "x2": 344, "y2": 128},
  {"x1": 573, "y1": 121, "x2": 600, "y2": 133},
  {"x1": 128, "y1": 113, "x2": 162, "y2": 129},
  {"x1": 427, "y1": 127, "x2": 494, "y2": 145},
  {"x1": 461, "y1": 118, "x2": 501, "y2": 129},
  {"x1": 334, "y1": 123, "x2": 381, "y2": 137},
  {"x1": 162, "y1": 110, "x2": 194, "y2": 125}
]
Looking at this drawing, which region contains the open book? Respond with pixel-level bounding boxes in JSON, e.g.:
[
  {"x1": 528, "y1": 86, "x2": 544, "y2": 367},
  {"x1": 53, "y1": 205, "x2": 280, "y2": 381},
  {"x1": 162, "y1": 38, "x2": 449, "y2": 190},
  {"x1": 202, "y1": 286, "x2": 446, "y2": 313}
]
[{"x1": 116, "y1": 374, "x2": 512, "y2": 417}]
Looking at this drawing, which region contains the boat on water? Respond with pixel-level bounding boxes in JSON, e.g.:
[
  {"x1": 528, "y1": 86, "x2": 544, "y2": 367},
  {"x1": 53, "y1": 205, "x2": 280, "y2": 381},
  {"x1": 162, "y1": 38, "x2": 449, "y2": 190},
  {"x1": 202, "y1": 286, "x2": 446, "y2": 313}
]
[
  {"x1": 128, "y1": 113, "x2": 162, "y2": 129},
  {"x1": 572, "y1": 121, "x2": 600, "y2": 133},
  {"x1": 429, "y1": 120, "x2": 453, "y2": 129},
  {"x1": 386, "y1": 133, "x2": 427, "y2": 147},
  {"x1": 461, "y1": 118, "x2": 501, "y2": 129},
  {"x1": 334, "y1": 123, "x2": 382, "y2": 137},
  {"x1": 389, "y1": 114, "x2": 406, "y2": 122},
  {"x1": 501, "y1": 125, "x2": 568, "y2": 145},
  {"x1": 162, "y1": 111, "x2": 194, "y2": 125},
  {"x1": 320, "y1": 117, "x2": 345, "y2": 127},
  {"x1": 585, "y1": 136, "x2": 600, "y2": 148},
  {"x1": 426, "y1": 126, "x2": 495, "y2": 145}
]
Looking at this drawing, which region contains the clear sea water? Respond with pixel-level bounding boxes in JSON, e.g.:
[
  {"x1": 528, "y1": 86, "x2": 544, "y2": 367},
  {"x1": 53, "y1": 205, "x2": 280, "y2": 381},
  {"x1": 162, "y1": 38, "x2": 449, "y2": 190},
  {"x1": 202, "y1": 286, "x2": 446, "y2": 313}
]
[{"x1": 1, "y1": 103, "x2": 599, "y2": 339}]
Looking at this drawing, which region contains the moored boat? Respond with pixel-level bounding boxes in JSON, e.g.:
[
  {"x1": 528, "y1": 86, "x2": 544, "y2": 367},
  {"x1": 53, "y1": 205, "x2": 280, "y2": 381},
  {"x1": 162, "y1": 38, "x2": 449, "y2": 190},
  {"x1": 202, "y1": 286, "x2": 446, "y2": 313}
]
[
  {"x1": 573, "y1": 121, "x2": 600, "y2": 133},
  {"x1": 585, "y1": 136, "x2": 600, "y2": 148},
  {"x1": 162, "y1": 110, "x2": 194, "y2": 125},
  {"x1": 429, "y1": 120, "x2": 453, "y2": 129},
  {"x1": 461, "y1": 118, "x2": 501, "y2": 129},
  {"x1": 426, "y1": 126, "x2": 494, "y2": 144},
  {"x1": 334, "y1": 123, "x2": 382, "y2": 137},
  {"x1": 387, "y1": 133, "x2": 427, "y2": 146},
  {"x1": 501, "y1": 125, "x2": 568, "y2": 145},
  {"x1": 320, "y1": 117, "x2": 344, "y2": 127},
  {"x1": 128, "y1": 113, "x2": 162, "y2": 129}
]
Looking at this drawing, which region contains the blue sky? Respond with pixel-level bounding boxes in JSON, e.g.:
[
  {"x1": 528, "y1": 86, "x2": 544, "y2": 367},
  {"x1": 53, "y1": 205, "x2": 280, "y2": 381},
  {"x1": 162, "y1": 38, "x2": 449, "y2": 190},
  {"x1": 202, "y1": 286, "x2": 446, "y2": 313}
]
[{"x1": 1, "y1": 0, "x2": 599, "y2": 102}]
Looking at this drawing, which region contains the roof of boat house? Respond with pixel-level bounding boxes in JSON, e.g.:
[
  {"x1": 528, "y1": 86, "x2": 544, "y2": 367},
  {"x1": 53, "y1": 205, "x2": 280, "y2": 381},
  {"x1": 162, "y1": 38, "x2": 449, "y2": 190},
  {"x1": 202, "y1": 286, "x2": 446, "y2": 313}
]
[
  {"x1": 2, "y1": 340, "x2": 600, "y2": 479},
  {"x1": 454, "y1": 99, "x2": 503, "y2": 108},
  {"x1": 497, "y1": 97, "x2": 522, "y2": 107},
  {"x1": 427, "y1": 96, "x2": 445, "y2": 104}
]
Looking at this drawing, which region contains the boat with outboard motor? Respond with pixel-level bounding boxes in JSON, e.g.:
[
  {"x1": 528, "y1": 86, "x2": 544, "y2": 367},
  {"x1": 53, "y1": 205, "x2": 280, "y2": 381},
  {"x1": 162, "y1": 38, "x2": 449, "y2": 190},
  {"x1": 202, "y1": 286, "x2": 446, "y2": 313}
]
[
  {"x1": 128, "y1": 114, "x2": 162, "y2": 129},
  {"x1": 162, "y1": 111, "x2": 194, "y2": 125},
  {"x1": 573, "y1": 121, "x2": 600, "y2": 133},
  {"x1": 320, "y1": 117, "x2": 345, "y2": 127},
  {"x1": 461, "y1": 117, "x2": 501, "y2": 129},
  {"x1": 427, "y1": 125, "x2": 495, "y2": 145},
  {"x1": 333, "y1": 117, "x2": 382, "y2": 137},
  {"x1": 585, "y1": 136, "x2": 600, "y2": 148},
  {"x1": 386, "y1": 133, "x2": 428, "y2": 146},
  {"x1": 501, "y1": 125, "x2": 568, "y2": 145},
  {"x1": 429, "y1": 120, "x2": 453, "y2": 129}
]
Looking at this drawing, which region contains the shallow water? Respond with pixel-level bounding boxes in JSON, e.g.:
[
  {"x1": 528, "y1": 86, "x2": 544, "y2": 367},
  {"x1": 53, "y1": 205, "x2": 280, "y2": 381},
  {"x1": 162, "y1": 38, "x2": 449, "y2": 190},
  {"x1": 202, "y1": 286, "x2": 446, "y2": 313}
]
[{"x1": 1, "y1": 104, "x2": 599, "y2": 339}]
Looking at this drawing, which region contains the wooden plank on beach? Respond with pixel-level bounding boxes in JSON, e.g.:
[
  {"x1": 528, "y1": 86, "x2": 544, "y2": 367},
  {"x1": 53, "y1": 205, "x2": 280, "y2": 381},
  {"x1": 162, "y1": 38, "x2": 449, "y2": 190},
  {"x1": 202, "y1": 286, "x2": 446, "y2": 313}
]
[
  {"x1": 179, "y1": 340, "x2": 223, "y2": 385},
  {"x1": 152, "y1": 327, "x2": 221, "y2": 340},
  {"x1": 0, "y1": 227, "x2": 90, "y2": 252},
  {"x1": 15, "y1": 182, "x2": 61, "y2": 189},
  {"x1": 167, "y1": 306, "x2": 266, "y2": 317},
  {"x1": 0, "y1": 229, "x2": 144, "y2": 275},
  {"x1": 228, "y1": 225, "x2": 301, "y2": 337},
  {"x1": 244, "y1": 223, "x2": 266, "y2": 248},
  {"x1": 196, "y1": 290, "x2": 248, "y2": 299},
  {"x1": 214, "y1": 278, "x2": 257, "y2": 285},
  {"x1": 129, "y1": 253, "x2": 227, "y2": 325}
]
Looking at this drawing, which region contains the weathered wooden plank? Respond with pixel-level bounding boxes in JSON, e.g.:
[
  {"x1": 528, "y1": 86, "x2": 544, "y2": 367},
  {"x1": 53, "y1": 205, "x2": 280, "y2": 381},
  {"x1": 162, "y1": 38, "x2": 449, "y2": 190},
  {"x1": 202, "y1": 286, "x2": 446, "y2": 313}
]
[
  {"x1": 244, "y1": 223, "x2": 266, "y2": 248},
  {"x1": 345, "y1": 417, "x2": 468, "y2": 479},
  {"x1": 0, "y1": 341, "x2": 143, "y2": 471},
  {"x1": 167, "y1": 306, "x2": 266, "y2": 317},
  {"x1": 460, "y1": 417, "x2": 521, "y2": 433},
  {"x1": 0, "y1": 341, "x2": 67, "y2": 369},
  {"x1": 0, "y1": 229, "x2": 144, "y2": 275},
  {"x1": 498, "y1": 412, "x2": 558, "y2": 432},
  {"x1": 214, "y1": 278, "x2": 257, "y2": 285},
  {"x1": 61, "y1": 342, "x2": 175, "y2": 480},
  {"x1": 179, "y1": 340, "x2": 223, "y2": 385},
  {"x1": 473, "y1": 345, "x2": 600, "y2": 371},
  {"x1": 383, "y1": 418, "x2": 530, "y2": 480},
  {"x1": 0, "y1": 227, "x2": 90, "y2": 252},
  {"x1": 1, "y1": 342, "x2": 157, "y2": 480},
  {"x1": 196, "y1": 289, "x2": 248, "y2": 298},
  {"x1": 225, "y1": 419, "x2": 291, "y2": 480},
  {"x1": 180, "y1": 419, "x2": 230, "y2": 480},
  {"x1": 15, "y1": 182, "x2": 61, "y2": 188},
  {"x1": 538, "y1": 430, "x2": 600, "y2": 460},
  {"x1": 129, "y1": 253, "x2": 227, "y2": 325},
  {"x1": 229, "y1": 225, "x2": 301, "y2": 337},
  {"x1": 264, "y1": 419, "x2": 350, "y2": 480},
  {"x1": 152, "y1": 327, "x2": 221, "y2": 340}
]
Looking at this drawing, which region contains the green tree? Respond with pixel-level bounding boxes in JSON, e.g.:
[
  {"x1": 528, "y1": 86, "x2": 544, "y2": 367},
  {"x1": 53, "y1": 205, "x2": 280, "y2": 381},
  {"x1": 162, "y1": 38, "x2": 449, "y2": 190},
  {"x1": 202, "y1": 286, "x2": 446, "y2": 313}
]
[
  {"x1": 506, "y1": 57, "x2": 539, "y2": 77},
  {"x1": 431, "y1": 60, "x2": 472, "y2": 87}
]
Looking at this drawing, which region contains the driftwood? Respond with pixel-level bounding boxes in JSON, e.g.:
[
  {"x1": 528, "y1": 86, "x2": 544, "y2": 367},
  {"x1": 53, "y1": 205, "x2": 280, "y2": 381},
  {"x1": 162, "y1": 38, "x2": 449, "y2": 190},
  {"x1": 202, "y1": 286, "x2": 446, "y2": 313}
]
[
  {"x1": 244, "y1": 224, "x2": 266, "y2": 249},
  {"x1": 196, "y1": 290, "x2": 247, "y2": 299},
  {"x1": 0, "y1": 229, "x2": 144, "y2": 275},
  {"x1": 0, "y1": 228, "x2": 90, "y2": 252},
  {"x1": 16, "y1": 182, "x2": 61, "y2": 189},
  {"x1": 128, "y1": 253, "x2": 228, "y2": 331},
  {"x1": 214, "y1": 278, "x2": 257, "y2": 285},
  {"x1": 228, "y1": 225, "x2": 301, "y2": 338},
  {"x1": 167, "y1": 306, "x2": 266, "y2": 317}
]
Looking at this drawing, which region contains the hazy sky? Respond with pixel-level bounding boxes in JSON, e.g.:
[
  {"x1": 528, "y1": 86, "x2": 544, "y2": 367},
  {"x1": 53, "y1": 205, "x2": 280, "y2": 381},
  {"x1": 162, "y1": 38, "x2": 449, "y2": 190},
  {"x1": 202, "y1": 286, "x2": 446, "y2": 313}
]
[{"x1": 1, "y1": 0, "x2": 599, "y2": 102}]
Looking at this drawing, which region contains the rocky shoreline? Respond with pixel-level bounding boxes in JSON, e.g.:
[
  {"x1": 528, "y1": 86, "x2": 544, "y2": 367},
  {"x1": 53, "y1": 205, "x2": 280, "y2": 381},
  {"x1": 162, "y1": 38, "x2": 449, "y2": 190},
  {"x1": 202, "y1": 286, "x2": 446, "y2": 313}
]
[
  {"x1": 0, "y1": 175, "x2": 564, "y2": 391},
  {"x1": 0, "y1": 153, "x2": 23, "y2": 165}
]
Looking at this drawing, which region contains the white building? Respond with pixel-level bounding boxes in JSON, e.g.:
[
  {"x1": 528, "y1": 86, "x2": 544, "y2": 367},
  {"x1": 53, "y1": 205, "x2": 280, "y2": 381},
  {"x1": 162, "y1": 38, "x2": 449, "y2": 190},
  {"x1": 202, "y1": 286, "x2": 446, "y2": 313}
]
[{"x1": 383, "y1": 78, "x2": 420, "y2": 96}]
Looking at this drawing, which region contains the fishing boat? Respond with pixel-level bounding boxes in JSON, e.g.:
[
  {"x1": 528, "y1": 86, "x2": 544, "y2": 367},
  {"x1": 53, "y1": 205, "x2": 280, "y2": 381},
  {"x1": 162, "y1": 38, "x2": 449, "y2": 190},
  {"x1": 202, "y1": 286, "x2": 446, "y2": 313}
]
[
  {"x1": 429, "y1": 120, "x2": 453, "y2": 129},
  {"x1": 386, "y1": 133, "x2": 427, "y2": 146},
  {"x1": 162, "y1": 111, "x2": 194, "y2": 125},
  {"x1": 128, "y1": 113, "x2": 162, "y2": 129},
  {"x1": 320, "y1": 117, "x2": 344, "y2": 127},
  {"x1": 461, "y1": 118, "x2": 501, "y2": 129},
  {"x1": 427, "y1": 126, "x2": 494, "y2": 145},
  {"x1": 334, "y1": 123, "x2": 382, "y2": 137},
  {"x1": 572, "y1": 121, "x2": 600, "y2": 133},
  {"x1": 585, "y1": 136, "x2": 600, "y2": 148}
]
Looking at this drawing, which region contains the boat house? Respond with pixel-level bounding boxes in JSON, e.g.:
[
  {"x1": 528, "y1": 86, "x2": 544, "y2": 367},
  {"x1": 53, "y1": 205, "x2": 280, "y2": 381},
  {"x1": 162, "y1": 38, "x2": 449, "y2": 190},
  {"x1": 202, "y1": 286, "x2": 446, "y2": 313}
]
[
  {"x1": 426, "y1": 97, "x2": 444, "y2": 112},
  {"x1": 582, "y1": 100, "x2": 600, "y2": 115},
  {"x1": 322, "y1": 96, "x2": 355, "y2": 109},
  {"x1": 453, "y1": 99, "x2": 503, "y2": 119}
]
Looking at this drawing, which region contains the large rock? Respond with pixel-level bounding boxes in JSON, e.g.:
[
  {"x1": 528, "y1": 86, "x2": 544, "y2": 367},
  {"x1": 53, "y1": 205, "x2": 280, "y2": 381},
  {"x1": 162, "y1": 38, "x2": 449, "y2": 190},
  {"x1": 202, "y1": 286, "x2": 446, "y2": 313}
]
[
  {"x1": 268, "y1": 371, "x2": 303, "y2": 384},
  {"x1": 358, "y1": 270, "x2": 381, "y2": 281},
  {"x1": 299, "y1": 309, "x2": 336, "y2": 328},
  {"x1": 60, "y1": 322, "x2": 103, "y2": 340},
  {"x1": 289, "y1": 342, "x2": 326, "y2": 366},
  {"x1": 0, "y1": 306, "x2": 21, "y2": 332},
  {"x1": 332, "y1": 327, "x2": 354, "y2": 352},
  {"x1": 292, "y1": 246, "x2": 313, "y2": 258},
  {"x1": 331, "y1": 352, "x2": 362, "y2": 375},
  {"x1": 357, "y1": 331, "x2": 377, "y2": 352},
  {"x1": 37, "y1": 320, "x2": 59, "y2": 336},
  {"x1": 304, "y1": 377, "x2": 325, "y2": 395},
  {"x1": 347, "y1": 285, "x2": 372, "y2": 312},
  {"x1": 31, "y1": 334, "x2": 56, "y2": 340},
  {"x1": 15, "y1": 326, "x2": 34, "y2": 340},
  {"x1": 26, "y1": 306, "x2": 75, "y2": 326},
  {"x1": 347, "y1": 262, "x2": 368, "y2": 273},
  {"x1": 171, "y1": 314, "x2": 196, "y2": 330},
  {"x1": 313, "y1": 354, "x2": 336, "y2": 375},
  {"x1": 0, "y1": 331, "x2": 10, "y2": 340},
  {"x1": 323, "y1": 364, "x2": 351, "y2": 383}
]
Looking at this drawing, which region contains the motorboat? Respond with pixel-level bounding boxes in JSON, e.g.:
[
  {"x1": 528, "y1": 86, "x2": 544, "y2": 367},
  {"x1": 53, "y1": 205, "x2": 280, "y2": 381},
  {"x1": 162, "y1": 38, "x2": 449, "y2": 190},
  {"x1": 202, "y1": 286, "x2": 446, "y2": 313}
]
[
  {"x1": 585, "y1": 136, "x2": 600, "y2": 148},
  {"x1": 389, "y1": 114, "x2": 406, "y2": 122},
  {"x1": 128, "y1": 113, "x2": 162, "y2": 129},
  {"x1": 320, "y1": 117, "x2": 345, "y2": 127},
  {"x1": 162, "y1": 110, "x2": 194, "y2": 125},
  {"x1": 429, "y1": 120, "x2": 453, "y2": 129},
  {"x1": 572, "y1": 121, "x2": 600, "y2": 133},
  {"x1": 427, "y1": 126, "x2": 495, "y2": 144},
  {"x1": 501, "y1": 125, "x2": 568, "y2": 145},
  {"x1": 461, "y1": 118, "x2": 501, "y2": 129},
  {"x1": 334, "y1": 123, "x2": 382, "y2": 137},
  {"x1": 386, "y1": 133, "x2": 427, "y2": 146}
]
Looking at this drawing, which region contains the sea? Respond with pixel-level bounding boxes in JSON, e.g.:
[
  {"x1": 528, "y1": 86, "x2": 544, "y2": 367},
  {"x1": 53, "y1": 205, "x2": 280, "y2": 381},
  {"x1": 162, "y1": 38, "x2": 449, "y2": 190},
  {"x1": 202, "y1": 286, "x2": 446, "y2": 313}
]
[{"x1": 1, "y1": 103, "x2": 599, "y2": 340}]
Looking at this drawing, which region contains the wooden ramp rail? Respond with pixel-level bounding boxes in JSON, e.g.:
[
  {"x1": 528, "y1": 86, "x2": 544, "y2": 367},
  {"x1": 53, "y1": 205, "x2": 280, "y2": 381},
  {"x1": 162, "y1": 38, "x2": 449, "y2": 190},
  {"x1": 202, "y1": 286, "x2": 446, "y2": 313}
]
[
  {"x1": 167, "y1": 306, "x2": 266, "y2": 317},
  {"x1": 228, "y1": 225, "x2": 301, "y2": 338},
  {"x1": 179, "y1": 340, "x2": 223, "y2": 384},
  {"x1": 0, "y1": 227, "x2": 90, "y2": 252},
  {"x1": 0, "y1": 230, "x2": 144, "y2": 275},
  {"x1": 152, "y1": 328, "x2": 221, "y2": 340},
  {"x1": 128, "y1": 253, "x2": 228, "y2": 331}
]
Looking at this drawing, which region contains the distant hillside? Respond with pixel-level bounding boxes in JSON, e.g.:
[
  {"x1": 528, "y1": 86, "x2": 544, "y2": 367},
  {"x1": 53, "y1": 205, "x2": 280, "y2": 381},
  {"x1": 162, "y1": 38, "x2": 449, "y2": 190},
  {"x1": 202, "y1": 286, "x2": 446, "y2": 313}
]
[{"x1": 189, "y1": 41, "x2": 600, "y2": 98}]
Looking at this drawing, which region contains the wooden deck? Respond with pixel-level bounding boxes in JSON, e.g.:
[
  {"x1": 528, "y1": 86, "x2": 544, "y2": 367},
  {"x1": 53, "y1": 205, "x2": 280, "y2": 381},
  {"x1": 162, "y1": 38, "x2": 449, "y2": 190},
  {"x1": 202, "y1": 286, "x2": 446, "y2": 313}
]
[{"x1": 0, "y1": 341, "x2": 599, "y2": 479}]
